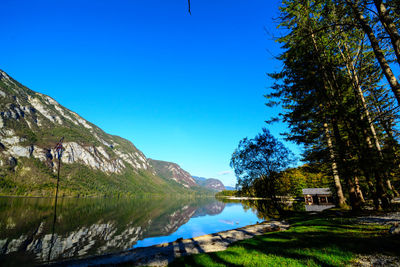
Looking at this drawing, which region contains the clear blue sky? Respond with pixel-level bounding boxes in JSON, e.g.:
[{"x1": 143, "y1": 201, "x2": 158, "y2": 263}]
[{"x1": 1, "y1": 0, "x2": 301, "y2": 187}]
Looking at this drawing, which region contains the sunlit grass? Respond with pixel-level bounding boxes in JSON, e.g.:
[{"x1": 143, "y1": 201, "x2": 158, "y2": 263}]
[{"x1": 170, "y1": 213, "x2": 399, "y2": 267}]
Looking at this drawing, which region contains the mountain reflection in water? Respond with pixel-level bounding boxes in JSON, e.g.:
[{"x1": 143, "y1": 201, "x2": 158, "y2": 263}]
[{"x1": 0, "y1": 197, "x2": 261, "y2": 265}]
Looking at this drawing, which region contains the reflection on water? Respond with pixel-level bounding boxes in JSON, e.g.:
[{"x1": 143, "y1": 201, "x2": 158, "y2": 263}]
[
  {"x1": 0, "y1": 196, "x2": 326, "y2": 265},
  {"x1": 133, "y1": 203, "x2": 262, "y2": 248},
  {"x1": 0, "y1": 197, "x2": 270, "y2": 265}
]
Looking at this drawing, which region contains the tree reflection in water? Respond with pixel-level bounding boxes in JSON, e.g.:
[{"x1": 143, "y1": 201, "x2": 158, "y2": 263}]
[
  {"x1": 0, "y1": 196, "x2": 223, "y2": 265},
  {"x1": 218, "y1": 198, "x2": 283, "y2": 221},
  {"x1": 0, "y1": 197, "x2": 303, "y2": 266}
]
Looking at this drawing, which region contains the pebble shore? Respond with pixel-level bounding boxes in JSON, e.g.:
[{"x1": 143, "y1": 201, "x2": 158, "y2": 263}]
[{"x1": 53, "y1": 220, "x2": 290, "y2": 266}]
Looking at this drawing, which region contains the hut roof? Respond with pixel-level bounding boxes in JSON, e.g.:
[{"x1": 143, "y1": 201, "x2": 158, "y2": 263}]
[{"x1": 302, "y1": 188, "x2": 331, "y2": 195}]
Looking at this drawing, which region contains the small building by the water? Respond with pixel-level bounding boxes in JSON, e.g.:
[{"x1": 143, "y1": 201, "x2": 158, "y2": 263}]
[{"x1": 302, "y1": 188, "x2": 333, "y2": 205}]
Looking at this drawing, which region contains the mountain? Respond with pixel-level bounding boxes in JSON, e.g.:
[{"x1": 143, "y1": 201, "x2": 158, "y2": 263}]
[
  {"x1": 0, "y1": 69, "x2": 207, "y2": 196},
  {"x1": 148, "y1": 159, "x2": 198, "y2": 188},
  {"x1": 192, "y1": 176, "x2": 226, "y2": 191},
  {"x1": 193, "y1": 176, "x2": 206, "y2": 183}
]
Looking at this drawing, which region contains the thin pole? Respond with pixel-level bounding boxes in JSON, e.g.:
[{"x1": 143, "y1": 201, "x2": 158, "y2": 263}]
[
  {"x1": 47, "y1": 158, "x2": 61, "y2": 262},
  {"x1": 55, "y1": 156, "x2": 61, "y2": 200},
  {"x1": 48, "y1": 138, "x2": 63, "y2": 263}
]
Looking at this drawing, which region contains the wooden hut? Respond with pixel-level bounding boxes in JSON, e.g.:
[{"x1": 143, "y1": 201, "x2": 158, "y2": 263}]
[{"x1": 302, "y1": 188, "x2": 332, "y2": 205}]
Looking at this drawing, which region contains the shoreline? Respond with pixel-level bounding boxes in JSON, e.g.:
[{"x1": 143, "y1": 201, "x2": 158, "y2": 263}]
[
  {"x1": 224, "y1": 196, "x2": 267, "y2": 200},
  {"x1": 0, "y1": 194, "x2": 217, "y2": 199},
  {"x1": 221, "y1": 196, "x2": 296, "y2": 201},
  {"x1": 52, "y1": 220, "x2": 289, "y2": 266}
]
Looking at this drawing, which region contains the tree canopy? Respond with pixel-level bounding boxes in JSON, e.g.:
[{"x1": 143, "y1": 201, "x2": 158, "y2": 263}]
[
  {"x1": 264, "y1": 0, "x2": 400, "y2": 210},
  {"x1": 230, "y1": 128, "x2": 295, "y2": 199},
  {"x1": 232, "y1": 0, "x2": 400, "y2": 211}
]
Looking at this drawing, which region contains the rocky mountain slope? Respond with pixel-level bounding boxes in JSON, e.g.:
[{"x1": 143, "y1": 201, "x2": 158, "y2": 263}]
[
  {"x1": 148, "y1": 159, "x2": 197, "y2": 188},
  {"x1": 0, "y1": 69, "x2": 206, "y2": 196},
  {"x1": 192, "y1": 176, "x2": 226, "y2": 191}
]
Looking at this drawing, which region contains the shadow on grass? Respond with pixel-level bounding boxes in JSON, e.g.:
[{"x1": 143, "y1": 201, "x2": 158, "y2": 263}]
[
  {"x1": 170, "y1": 216, "x2": 400, "y2": 267},
  {"x1": 208, "y1": 251, "x2": 243, "y2": 267}
]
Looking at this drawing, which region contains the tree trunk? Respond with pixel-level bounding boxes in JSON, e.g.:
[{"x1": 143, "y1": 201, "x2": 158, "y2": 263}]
[
  {"x1": 337, "y1": 41, "x2": 384, "y2": 157},
  {"x1": 387, "y1": 179, "x2": 393, "y2": 191},
  {"x1": 355, "y1": 177, "x2": 365, "y2": 203},
  {"x1": 347, "y1": 0, "x2": 400, "y2": 106},
  {"x1": 323, "y1": 122, "x2": 347, "y2": 207},
  {"x1": 336, "y1": 29, "x2": 393, "y2": 209},
  {"x1": 385, "y1": 179, "x2": 399, "y2": 197},
  {"x1": 331, "y1": 119, "x2": 361, "y2": 211},
  {"x1": 266, "y1": 174, "x2": 283, "y2": 214},
  {"x1": 375, "y1": 172, "x2": 391, "y2": 209},
  {"x1": 369, "y1": 88, "x2": 399, "y2": 198},
  {"x1": 373, "y1": 0, "x2": 400, "y2": 65},
  {"x1": 307, "y1": 16, "x2": 360, "y2": 210},
  {"x1": 391, "y1": 183, "x2": 400, "y2": 197}
]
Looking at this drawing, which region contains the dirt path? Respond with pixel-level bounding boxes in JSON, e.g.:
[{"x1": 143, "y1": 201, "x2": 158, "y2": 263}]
[
  {"x1": 357, "y1": 212, "x2": 400, "y2": 225},
  {"x1": 353, "y1": 212, "x2": 400, "y2": 267},
  {"x1": 54, "y1": 220, "x2": 289, "y2": 266}
]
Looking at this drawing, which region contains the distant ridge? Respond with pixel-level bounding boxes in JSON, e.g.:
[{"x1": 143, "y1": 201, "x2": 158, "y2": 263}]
[
  {"x1": 192, "y1": 176, "x2": 226, "y2": 192},
  {"x1": 148, "y1": 159, "x2": 198, "y2": 188}
]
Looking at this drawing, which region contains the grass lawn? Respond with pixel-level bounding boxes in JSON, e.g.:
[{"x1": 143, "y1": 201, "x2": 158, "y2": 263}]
[{"x1": 169, "y1": 211, "x2": 400, "y2": 267}]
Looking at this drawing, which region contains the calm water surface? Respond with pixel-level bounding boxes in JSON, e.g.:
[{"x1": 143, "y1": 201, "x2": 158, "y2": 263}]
[{"x1": 0, "y1": 196, "x2": 277, "y2": 266}]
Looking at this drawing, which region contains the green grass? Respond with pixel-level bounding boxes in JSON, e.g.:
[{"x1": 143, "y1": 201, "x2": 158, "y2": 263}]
[{"x1": 170, "y1": 212, "x2": 400, "y2": 267}]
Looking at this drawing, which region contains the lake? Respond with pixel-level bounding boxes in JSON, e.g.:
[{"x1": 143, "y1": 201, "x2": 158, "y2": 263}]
[{"x1": 0, "y1": 196, "x2": 281, "y2": 266}]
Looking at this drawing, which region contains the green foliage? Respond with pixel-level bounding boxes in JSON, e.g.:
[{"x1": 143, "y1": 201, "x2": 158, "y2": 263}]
[
  {"x1": 0, "y1": 159, "x2": 211, "y2": 197},
  {"x1": 215, "y1": 190, "x2": 237, "y2": 197},
  {"x1": 279, "y1": 165, "x2": 331, "y2": 197},
  {"x1": 262, "y1": 0, "x2": 400, "y2": 210},
  {"x1": 230, "y1": 128, "x2": 295, "y2": 198},
  {"x1": 0, "y1": 176, "x2": 18, "y2": 190},
  {"x1": 31, "y1": 126, "x2": 101, "y2": 148},
  {"x1": 18, "y1": 129, "x2": 37, "y2": 144}
]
